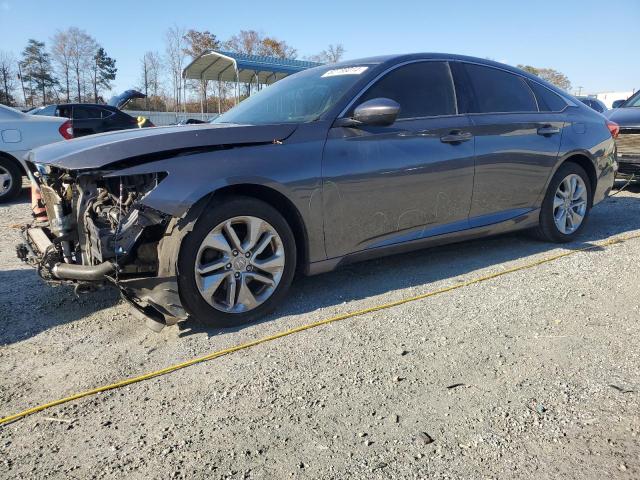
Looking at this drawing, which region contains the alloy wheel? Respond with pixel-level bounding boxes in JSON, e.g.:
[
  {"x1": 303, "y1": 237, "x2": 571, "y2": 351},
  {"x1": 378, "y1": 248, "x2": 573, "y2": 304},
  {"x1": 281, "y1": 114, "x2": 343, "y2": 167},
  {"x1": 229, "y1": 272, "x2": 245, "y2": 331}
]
[
  {"x1": 553, "y1": 174, "x2": 588, "y2": 235},
  {"x1": 194, "y1": 215, "x2": 285, "y2": 313}
]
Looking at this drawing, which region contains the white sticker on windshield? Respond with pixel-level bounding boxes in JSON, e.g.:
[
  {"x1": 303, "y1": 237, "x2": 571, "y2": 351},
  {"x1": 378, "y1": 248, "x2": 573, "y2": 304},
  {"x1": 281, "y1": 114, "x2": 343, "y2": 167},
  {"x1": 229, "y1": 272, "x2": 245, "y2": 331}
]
[{"x1": 321, "y1": 66, "x2": 369, "y2": 77}]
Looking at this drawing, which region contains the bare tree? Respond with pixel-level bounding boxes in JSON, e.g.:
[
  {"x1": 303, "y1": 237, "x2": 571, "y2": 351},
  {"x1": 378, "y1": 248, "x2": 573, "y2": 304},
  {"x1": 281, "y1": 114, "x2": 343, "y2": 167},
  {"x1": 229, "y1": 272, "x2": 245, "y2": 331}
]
[
  {"x1": 51, "y1": 30, "x2": 73, "y2": 102},
  {"x1": 183, "y1": 30, "x2": 219, "y2": 113},
  {"x1": 139, "y1": 51, "x2": 163, "y2": 109},
  {"x1": 0, "y1": 50, "x2": 17, "y2": 106},
  {"x1": 225, "y1": 30, "x2": 263, "y2": 56},
  {"x1": 164, "y1": 25, "x2": 187, "y2": 111},
  {"x1": 68, "y1": 27, "x2": 98, "y2": 102},
  {"x1": 308, "y1": 44, "x2": 345, "y2": 63},
  {"x1": 225, "y1": 30, "x2": 297, "y2": 59}
]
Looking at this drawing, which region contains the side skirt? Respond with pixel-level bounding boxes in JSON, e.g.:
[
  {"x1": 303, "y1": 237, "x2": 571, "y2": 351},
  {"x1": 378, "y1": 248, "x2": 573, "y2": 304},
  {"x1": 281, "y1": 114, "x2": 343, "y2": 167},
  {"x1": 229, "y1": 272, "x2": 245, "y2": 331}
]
[{"x1": 306, "y1": 209, "x2": 540, "y2": 276}]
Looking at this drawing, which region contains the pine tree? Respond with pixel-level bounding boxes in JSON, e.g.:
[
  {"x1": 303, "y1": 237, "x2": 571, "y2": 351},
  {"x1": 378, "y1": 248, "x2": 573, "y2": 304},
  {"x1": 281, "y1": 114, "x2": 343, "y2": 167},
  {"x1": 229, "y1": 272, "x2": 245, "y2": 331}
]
[
  {"x1": 92, "y1": 47, "x2": 117, "y2": 103},
  {"x1": 21, "y1": 39, "x2": 58, "y2": 106}
]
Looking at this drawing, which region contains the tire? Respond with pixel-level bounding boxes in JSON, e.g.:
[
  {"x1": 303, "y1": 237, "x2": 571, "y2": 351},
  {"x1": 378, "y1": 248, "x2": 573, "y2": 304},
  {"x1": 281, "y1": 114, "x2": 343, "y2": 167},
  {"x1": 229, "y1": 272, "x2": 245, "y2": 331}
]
[
  {"x1": 177, "y1": 195, "x2": 297, "y2": 328},
  {"x1": 535, "y1": 162, "x2": 592, "y2": 243},
  {"x1": 0, "y1": 156, "x2": 23, "y2": 203}
]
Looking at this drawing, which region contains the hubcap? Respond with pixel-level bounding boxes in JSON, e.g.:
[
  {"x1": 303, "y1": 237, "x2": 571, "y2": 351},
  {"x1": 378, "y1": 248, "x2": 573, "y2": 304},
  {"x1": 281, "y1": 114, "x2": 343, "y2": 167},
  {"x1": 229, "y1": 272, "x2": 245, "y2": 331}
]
[
  {"x1": 553, "y1": 174, "x2": 587, "y2": 235},
  {"x1": 0, "y1": 166, "x2": 13, "y2": 197},
  {"x1": 194, "y1": 216, "x2": 285, "y2": 313}
]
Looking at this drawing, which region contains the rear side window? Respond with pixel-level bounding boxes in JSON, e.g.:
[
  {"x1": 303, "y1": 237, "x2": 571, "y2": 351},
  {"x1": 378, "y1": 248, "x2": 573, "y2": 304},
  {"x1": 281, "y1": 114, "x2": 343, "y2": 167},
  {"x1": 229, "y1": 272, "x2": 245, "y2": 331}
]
[
  {"x1": 464, "y1": 63, "x2": 537, "y2": 113},
  {"x1": 34, "y1": 105, "x2": 57, "y2": 116},
  {"x1": 356, "y1": 61, "x2": 457, "y2": 119},
  {"x1": 528, "y1": 81, "x2": 567, "y2": 112},
  {"x1": 73, "y1": 106, "x2": 106, "y2": 119}
]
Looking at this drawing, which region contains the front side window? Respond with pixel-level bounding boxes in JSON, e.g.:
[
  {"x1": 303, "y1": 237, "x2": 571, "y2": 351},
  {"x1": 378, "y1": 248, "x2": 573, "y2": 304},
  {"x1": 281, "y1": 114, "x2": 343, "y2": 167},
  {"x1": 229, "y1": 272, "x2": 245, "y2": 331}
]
[
  {"x1": 355, "y1": 61, "x2": 457, "y2": 119},
  {"x1": 464, "y1": 63, "x2": 538, "y2": 113}
]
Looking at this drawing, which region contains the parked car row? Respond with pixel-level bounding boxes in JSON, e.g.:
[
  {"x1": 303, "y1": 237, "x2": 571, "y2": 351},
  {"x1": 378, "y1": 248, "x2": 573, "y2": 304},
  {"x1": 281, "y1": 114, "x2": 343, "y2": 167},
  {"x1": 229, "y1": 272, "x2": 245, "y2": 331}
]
[
  {"x1": 15, "y1": 53, "x2": 618, "y2": 331},
  {"x1": 29, "y1": 90, "x2": 152, "y2": 137},
  {"x1": 0, "y1": 90, "x2": 152, "y2": 202},
  {"x1": 0, "y1": 104, "x2": 72, "y2": 201}
]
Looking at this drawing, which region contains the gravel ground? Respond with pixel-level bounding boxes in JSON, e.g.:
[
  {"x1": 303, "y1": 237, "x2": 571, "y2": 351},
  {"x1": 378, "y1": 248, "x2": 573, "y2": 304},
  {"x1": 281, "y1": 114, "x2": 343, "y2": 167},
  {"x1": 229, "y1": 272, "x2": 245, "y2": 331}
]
[{"x1": 1, "y1": 182, "x2": 639, "y2": 479}]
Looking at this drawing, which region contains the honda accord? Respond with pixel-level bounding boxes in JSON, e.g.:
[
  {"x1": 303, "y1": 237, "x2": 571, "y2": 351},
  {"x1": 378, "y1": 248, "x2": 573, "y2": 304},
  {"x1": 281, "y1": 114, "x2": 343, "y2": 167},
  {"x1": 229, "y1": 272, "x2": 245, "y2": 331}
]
[{"x1": 17, "y1": 53, "x2": 618, "y2": 330}]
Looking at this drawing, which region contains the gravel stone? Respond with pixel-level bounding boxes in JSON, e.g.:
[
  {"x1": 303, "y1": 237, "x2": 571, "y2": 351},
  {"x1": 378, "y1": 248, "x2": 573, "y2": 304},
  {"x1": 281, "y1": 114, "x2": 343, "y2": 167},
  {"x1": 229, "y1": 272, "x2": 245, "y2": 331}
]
[{"x1": 1, "y1": 183, "x2": 639, "y2": 478}]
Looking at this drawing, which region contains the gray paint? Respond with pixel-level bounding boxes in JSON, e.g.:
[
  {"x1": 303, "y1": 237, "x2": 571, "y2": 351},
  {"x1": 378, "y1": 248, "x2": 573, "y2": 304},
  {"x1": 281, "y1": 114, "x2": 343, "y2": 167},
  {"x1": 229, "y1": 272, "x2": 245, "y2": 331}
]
[{"x1": 29, "y1": 53, "x2": 617, "y2": 274}]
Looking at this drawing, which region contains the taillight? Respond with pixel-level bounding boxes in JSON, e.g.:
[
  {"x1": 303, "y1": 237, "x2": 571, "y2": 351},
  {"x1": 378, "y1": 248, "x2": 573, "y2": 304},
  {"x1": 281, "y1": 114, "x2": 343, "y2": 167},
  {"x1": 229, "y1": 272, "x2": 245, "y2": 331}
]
[
  {"x1": 606, "y1": 120, "x2": 620, "y2": 139},
  {"x1": 58, "y1": 120, "x2": 74, "y2": 140}
]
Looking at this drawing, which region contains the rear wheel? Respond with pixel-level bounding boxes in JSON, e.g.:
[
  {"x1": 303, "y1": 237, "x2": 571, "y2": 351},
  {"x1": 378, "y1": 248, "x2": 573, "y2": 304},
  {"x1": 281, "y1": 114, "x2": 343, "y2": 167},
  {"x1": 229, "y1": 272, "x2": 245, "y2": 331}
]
[
  {"x1": 535, "y1": 162, "x2": 592, "y2": 242},
  {"x1": 178, "y1": 196, "x2": 296, "y2": 327},
  {"x1": 0, "y1": 156, "x2": 23, "y2": 203}
]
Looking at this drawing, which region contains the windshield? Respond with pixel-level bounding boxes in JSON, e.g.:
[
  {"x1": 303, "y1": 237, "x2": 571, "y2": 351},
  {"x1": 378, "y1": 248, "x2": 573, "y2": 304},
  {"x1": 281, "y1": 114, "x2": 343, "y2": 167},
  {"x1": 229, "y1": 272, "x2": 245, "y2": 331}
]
[
  {"x1": 212, "y1": 64, "x2": 371, "y2": 125},
  {"x1": 623, "y1": 90, "x2": 640, "y2": 108}
]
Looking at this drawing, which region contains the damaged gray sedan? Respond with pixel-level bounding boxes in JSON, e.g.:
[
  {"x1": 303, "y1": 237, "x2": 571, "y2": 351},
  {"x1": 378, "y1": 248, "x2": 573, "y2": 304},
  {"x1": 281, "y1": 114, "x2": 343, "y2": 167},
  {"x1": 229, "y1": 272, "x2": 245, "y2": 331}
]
[{"x1": 17, "y1": 54, "x2": 617, "y2": 330}]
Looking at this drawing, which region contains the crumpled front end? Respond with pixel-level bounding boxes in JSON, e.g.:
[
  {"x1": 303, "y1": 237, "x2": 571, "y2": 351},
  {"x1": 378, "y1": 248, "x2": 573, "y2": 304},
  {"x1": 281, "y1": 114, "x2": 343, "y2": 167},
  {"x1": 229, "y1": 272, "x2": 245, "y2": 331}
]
[{"x1": 16, "y1": 161, "x2": 189, "y2": 328}]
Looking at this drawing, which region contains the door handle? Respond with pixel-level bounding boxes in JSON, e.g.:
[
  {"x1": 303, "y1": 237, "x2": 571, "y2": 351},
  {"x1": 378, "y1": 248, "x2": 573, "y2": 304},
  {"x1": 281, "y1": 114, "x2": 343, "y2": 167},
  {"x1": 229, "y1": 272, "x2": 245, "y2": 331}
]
[
  {"x1": 537, "y1": 125, "x2": 560, "y2": 136},
  {"x1": 440, "y1": 130, "x2": 473, "y2": 144}
]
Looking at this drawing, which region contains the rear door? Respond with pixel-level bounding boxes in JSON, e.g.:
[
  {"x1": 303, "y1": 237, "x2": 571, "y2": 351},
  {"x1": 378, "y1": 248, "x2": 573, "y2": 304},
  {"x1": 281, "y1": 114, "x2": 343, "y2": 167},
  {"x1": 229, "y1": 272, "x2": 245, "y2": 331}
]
[
  {"x1": 457, "y1": 62, "x2": 565, "y2": 226},
  {"x1": 322, "y1": 61, "x2": 475, "y2": 258}
]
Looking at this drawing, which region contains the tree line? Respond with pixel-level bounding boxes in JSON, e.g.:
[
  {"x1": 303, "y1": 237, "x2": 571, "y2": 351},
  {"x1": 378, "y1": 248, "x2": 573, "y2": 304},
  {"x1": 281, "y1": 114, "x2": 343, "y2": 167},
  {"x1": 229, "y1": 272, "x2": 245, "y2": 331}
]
[
  {"x1": 0, "y1": 26, "x2": 345, "y2": 113},
  {"x1": 0, "y1": 26, "x2": 574, "y2": 114},
  {"x1": 0, "y1": 28, "x2": 117, "y2": 108}
]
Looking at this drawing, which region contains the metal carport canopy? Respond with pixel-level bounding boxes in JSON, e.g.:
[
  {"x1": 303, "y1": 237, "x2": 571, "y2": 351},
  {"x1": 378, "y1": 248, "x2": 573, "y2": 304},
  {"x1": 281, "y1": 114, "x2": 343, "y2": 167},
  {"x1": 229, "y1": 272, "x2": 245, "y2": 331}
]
[{"x1": 182, "y1": 50, "x2": 322, "y2": 84}]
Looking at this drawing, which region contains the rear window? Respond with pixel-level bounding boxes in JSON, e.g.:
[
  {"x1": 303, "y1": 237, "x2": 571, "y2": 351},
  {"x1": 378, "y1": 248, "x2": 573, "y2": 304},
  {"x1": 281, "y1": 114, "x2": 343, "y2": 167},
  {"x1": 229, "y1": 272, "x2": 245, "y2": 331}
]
[
  {"x1": 356, "y1": 61, "x2": 457, "y2": 119},
  {"x1": 528, "y1": 81, "x2": 567, "y2": 112},
  {"x1": 464, "y1": 63, "x2": 538, "y2": 113}
]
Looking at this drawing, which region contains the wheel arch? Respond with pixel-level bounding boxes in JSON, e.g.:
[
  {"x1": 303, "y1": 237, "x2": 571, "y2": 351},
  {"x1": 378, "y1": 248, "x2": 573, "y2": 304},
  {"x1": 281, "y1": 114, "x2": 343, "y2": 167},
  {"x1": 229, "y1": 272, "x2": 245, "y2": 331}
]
[
  {"x1": 537, "y1": 151, "x2": 598, "y2": 207},
  {"x1": 561, "y1": 153, "x2": 597, "y2": 196},
  {"x1": 192, "y1": 183, "x2": 310, "y2": 273},
  {"x1": 0, "y1": 150, "x2": 27, "y2": 175}
]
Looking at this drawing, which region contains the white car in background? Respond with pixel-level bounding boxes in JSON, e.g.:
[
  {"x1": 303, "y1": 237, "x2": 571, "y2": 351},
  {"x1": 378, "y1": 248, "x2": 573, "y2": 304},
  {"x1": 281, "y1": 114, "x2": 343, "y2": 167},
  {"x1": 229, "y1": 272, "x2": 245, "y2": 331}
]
[{"x1": 0, "y1": 104, "x2": 73, "y2": 202}]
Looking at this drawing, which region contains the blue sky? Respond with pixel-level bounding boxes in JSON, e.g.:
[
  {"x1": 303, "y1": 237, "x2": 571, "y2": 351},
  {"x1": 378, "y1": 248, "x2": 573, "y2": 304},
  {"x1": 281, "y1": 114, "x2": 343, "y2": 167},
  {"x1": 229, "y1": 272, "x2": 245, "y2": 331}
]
[{"x1": 1, "y1": 0, "x2": 638, "y2": 95}]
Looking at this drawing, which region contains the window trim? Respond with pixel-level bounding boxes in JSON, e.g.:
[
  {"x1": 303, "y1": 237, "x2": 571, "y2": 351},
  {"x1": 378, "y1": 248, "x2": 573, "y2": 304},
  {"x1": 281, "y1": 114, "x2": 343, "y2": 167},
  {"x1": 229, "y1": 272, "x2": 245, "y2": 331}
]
[{"x1": 338, "y1": 59, "x2": 462, "y2": 121}]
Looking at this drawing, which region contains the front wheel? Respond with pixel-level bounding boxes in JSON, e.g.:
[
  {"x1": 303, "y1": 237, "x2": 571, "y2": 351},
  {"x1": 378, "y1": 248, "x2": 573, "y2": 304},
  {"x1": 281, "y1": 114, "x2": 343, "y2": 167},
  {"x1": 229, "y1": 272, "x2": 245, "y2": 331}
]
[
  {"x1": 535, "y1": 162, "x2": 592, "y2": 243},
  {"x1": 0, "y1": 156, "x2": 23, "y2": 203},
  {"x1": 178, "y1": 196, "x2": 297, "y2": 328}
]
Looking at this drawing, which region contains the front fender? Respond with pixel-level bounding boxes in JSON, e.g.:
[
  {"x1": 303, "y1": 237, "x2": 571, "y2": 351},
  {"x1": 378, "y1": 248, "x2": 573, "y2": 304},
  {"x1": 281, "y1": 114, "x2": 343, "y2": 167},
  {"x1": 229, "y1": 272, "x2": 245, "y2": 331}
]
[{"x1": 106, "y1": 136, "x2": 326, "y2": 263}]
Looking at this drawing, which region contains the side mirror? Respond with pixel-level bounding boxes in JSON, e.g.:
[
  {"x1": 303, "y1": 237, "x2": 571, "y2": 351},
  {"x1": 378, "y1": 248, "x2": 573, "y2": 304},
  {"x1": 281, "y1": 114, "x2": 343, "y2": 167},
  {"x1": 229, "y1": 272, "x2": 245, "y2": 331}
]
[
  {"x1": 335, "y1": 98, "x2": 400, "y2": 128},
  {"x1": 612, "y1": 99, "x2": 625, "y2": 109}
]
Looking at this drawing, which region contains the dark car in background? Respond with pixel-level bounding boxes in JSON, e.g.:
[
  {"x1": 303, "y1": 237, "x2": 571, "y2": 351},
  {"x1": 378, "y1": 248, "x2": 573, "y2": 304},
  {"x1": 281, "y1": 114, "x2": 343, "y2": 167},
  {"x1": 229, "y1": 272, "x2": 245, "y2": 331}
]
[
  {"x1": 577, "y1": 96, "x2": 608, "y2": 114},
  {"x1": 606, "y1": 90, "x2": 640, "y2": 179},
  {"x1": 18, "y1": 53, "x2": 617, "y2": 331},
  {"x1": 30, "y1": 90, "x2": 152, "y2": 137}
]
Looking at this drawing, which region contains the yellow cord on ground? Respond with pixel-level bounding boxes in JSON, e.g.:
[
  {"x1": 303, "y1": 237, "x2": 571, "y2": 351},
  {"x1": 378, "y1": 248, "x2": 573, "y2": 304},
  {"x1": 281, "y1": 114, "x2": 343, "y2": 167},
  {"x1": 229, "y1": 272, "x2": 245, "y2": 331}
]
[{"x1": 1, "y1": 232, "x2": 639, "y2": 426}]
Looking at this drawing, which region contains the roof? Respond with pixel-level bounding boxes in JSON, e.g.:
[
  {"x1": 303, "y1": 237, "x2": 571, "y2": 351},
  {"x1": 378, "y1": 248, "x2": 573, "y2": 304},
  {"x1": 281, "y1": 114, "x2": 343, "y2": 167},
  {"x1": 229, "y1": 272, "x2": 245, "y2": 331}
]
[{"x1": 183, "y1": 50, "x2": 323, "y2": 84}]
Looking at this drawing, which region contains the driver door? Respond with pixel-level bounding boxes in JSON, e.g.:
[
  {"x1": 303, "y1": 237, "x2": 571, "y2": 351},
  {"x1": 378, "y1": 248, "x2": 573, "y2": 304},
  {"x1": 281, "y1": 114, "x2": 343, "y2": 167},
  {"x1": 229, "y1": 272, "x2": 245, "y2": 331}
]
[{"x1": 322, "y1": 61, "x2": 475, "y2": 258}]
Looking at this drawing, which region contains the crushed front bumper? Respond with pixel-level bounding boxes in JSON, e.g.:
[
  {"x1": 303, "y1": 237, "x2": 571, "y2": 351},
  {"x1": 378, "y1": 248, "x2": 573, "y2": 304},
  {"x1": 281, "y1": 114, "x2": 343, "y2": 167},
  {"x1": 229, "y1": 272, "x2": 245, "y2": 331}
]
[{"x1": 16, "y1": 223, "x2": 188, "y2": 330}]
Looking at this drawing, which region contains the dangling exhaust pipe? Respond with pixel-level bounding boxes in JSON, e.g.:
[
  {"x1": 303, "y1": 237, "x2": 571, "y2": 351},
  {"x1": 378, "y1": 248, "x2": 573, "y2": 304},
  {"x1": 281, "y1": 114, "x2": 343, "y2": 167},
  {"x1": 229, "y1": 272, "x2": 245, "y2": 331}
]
[{"x1": 52, "y1": 261, "x2": 115, "y2": 281}]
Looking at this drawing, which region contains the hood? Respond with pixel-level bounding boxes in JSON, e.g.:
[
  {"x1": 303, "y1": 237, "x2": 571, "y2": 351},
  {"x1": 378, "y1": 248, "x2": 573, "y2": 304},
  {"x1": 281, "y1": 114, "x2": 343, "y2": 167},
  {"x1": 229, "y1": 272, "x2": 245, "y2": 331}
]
[
  {"x1": 108, "y1": 89, "x2": 147, "y2": 109},
  {"x1": 604, "y1": 107, "x2": 640, "y2": 128},
  {"x1": 28, "y1": 123, "x2": 298, "y2": 170}
]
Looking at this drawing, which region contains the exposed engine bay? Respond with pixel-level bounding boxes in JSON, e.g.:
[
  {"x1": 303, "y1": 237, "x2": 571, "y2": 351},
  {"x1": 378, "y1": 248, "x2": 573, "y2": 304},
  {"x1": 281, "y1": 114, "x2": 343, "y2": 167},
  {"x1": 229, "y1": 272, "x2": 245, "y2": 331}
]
[{"x1": 17, "y1": 163, "x2": 187, "y2": 329}]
